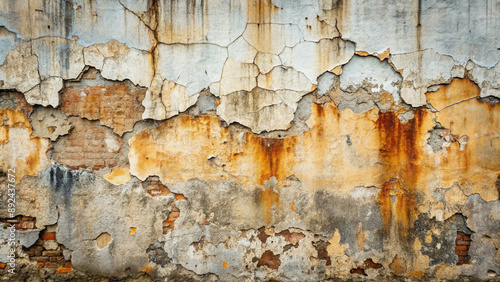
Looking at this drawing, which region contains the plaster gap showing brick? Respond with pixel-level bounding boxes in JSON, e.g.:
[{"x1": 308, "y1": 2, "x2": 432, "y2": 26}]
[
  {"x1": 142, "y1": 176, "x2": 170, "y2": 197},
  {"x1": 22, "y1": 224, "x2": 72, "y2": 273},
  {"x1": 455, "y1": 231, "x2": 471, "y2": 265},
  {"x1": 60, "y1": 67, "x2": 147, "y2": 136},
  {"x1": 52, "y1": 117, "x2": 123, "y2": 171},
  {"x1": 0, "y1": 91, "x2": 33, "y2": 116},
  {"x1": 163, "y1": 206, "x2": 180, "y2": 234}
]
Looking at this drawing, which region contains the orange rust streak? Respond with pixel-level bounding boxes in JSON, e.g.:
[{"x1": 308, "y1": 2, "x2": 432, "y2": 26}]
[
  {"x1": 260, "y1": 188, "x2": 280, "y2": 224},
  {"x1": 376, "y1": 109, "x2": 427, "y2": 237}
]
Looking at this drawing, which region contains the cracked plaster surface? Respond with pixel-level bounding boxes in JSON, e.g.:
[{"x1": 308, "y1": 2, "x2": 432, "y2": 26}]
[{"x1": 0, "y1": 0, "x2": 499, "y2": 281}]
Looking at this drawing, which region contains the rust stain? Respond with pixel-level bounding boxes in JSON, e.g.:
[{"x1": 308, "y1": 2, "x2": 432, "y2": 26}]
[
  {"x1": 356, "y1": 223, "x2": 365, "y2": 250},
  {"x1": 247, "y1": 0, "x2": 279, "y2": 24},
  {"x1": 129, "y1": 227, "x2": 136, "y2": 235},
  {"x1": 244, "y1": 134, "x2": 297, "y2": 186},
  {"x1": 389, "y1": 255, "x2": 407, "y2": 275},
  {"x1": 222, "y1": 261, "x2": 228, "y2": 268},
  {"x1": 259, "y1": 187, "x2": 280, "y2": 224},
  {"x1": 376, "y1": 109, "x2": 427, "y2": 237},
  {"x1": 23, "y1": 138, "x2": 43, "y2": 176},
  {"x1": 290, "y1": 202, "x2": 295, "y2": 212}
]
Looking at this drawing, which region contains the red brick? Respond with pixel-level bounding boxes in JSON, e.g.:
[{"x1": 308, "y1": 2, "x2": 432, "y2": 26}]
[
  {"x1": 52, "y1": 117, "x2": 123, "y2": 171},
  {"x1": 64, "y1": 261, "x2": 72, "y2": 268},
  {"x1": 456, "y1": 240, "x2": 470, "y2": 246},
  {"x1": 455, "y1": 245, "x2": 469, "y2": 251},
  {"x1": 58, "y1": 267, "x2": 72, "y2": 273},
  {"x1": 41, "y1": 232, "x2": 56, "y2": 240},
  {"x1": 455, "y1": 250, "x2": 468, "y2": 256},
  {"x1": 0, "y1": 263, "x2": 6, "y2": 269},
  {"x1": 37, "y1": 262, "x2": 45, "y2": 268},
  {"x1": 60, "y1": 69, "x2": 146, "y2": 136}
]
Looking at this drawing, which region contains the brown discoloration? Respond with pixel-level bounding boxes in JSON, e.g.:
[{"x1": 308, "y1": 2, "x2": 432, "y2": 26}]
[
  {"x1": 257, "y1": 250, "x2": 280, "y2": 269},
  {"x1": 0, "y1": 109, "x2": 50, "y2": 180},
  {"x1": 257, "y1": 226, "x2": 271, "y2": 244},
  {"x1": 244, "y1": 135, "x2": 297, "y2": 185},
  {"x1": 259, "y1": 187, "x2": 279, "y2": 224},
  {"x1": 313, "y1": 240, "x2": 331, "y2": 266},
  {"x1": 350, "y1": 268, "x2": 367, "y2": 276},
  {"x1": 389, "y1": 255, "x2": 407, "y2": 275},
  {"x1": 365, "y1": 258, "x2": 383, "y2": 269},
  {"x1": 376, "y1": 109, "x2": 427, "y2": 236},
  {"x1": 277, "y1": 230, "x2": 305, "y2": 246},
  {"x1": 247, "y1": 0, "x2": 279, "y2": 24},
  {"x1": 356, "y1": 223, "x2": 365, "y2": 250}
]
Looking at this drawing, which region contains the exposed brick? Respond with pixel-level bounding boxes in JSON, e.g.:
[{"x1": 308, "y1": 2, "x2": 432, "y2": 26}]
[
  {"x1": 455, "y1": 245, "x2": 469, "y2": 251},
  {"x1": 45, "y1": 262, "x2": 58, "y2": 268},
  {"x1": 455, "y1": 250, "x2": 468, "y2": 256},
  {"x1": 52, "y1": 117, "x2": 123, "y2": 171},
  {"x1": 29, "y1": 245, "x2": 44, "y2": 252},
  {"x1": 456, "y1": 240, "x2": 470, "y2": 246},
  {"x1": 0, "y1": 92, "x2": 33, "y2": 116},
  {"x1": 42, "y1": 250, "x2": 63, "y2": 257},
  {"x1": 41, "y1": 232, "x2": 56, "y2": 240},
  {"x1": 30, "y1": 256, "x2": 49, "y2": 262},
  {"x1": 57, "y1": 267, "x2": 72, "y2": 273},
  {"x1": 37, "y1": 262, "x2": 44, "y2": 268},
  {"x1": 60, "y1": 68, "x2": 146, "y2": 136},
  {"x1": 0, "y1": 263, "x2": 6, "y2": 269},
  {"x1": 64, "y1": 261, "x2": 72, "y2": 268}
]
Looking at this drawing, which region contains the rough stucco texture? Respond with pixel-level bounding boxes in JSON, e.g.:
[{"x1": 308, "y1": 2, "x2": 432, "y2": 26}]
[{"x1": 0, "y1": 0, "x2": 499, "y2": 281}]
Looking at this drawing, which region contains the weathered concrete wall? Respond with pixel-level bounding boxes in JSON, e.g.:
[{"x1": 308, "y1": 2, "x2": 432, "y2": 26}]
[{"x1": 0, "y1": 0, "x2": 499, "y2": 281}]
